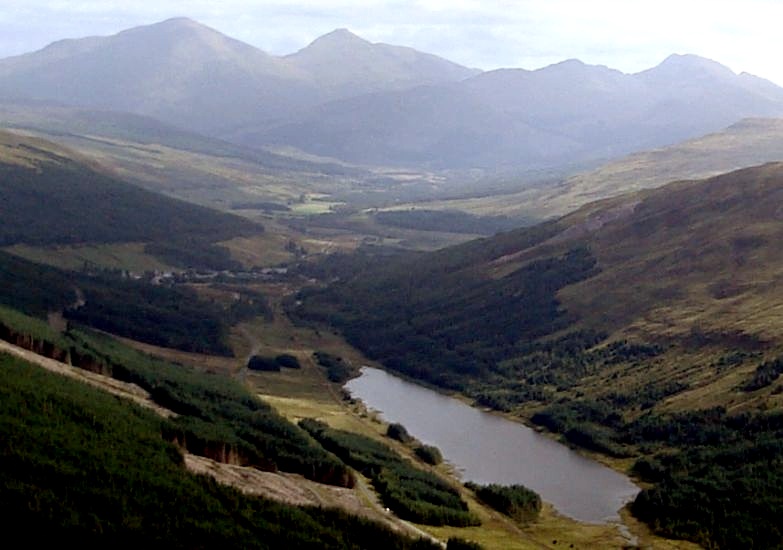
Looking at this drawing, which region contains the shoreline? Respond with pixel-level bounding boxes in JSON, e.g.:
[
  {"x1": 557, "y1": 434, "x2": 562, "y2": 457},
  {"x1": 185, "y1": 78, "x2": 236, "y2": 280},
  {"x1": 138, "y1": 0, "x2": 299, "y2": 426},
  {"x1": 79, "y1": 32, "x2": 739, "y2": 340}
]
[{"x1": 342, "y1": 365, "x2": 642, "y2": 525}]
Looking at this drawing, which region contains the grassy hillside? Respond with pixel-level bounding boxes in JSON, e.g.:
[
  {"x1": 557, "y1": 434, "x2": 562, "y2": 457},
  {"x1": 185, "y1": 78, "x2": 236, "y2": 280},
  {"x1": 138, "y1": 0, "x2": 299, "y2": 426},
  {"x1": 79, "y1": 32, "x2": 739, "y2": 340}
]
[
  {"x1": 533, "y1": 117, "x2": 783, "y2": 219},
  {"x1": 293, "y1": 162, "x2": 783, "y2": 548},
  {"x1": 0, "y1": 101, "x2": 366, "y2": 209},
  {"x1": 0, "y1": 130, "x2": 261, "y2": 247},
  {"x1": 556, "y1": 162, "x2": 783, "y2": 341},
  {"x1": 0, "y1": 100, "x2": 339, "y2": 168},
  {"x1": 401, "y1": 117, "x2": 783, "y2": 222},
  {"x1": 297, "y1": 162, "x2": 783, "y2": 379}
]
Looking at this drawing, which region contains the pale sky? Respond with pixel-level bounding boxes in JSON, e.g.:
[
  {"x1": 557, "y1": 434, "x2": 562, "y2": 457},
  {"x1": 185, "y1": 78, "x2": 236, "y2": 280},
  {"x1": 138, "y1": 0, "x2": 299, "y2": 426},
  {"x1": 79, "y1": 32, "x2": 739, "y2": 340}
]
[{"x1": 2, "y1": 0, "x2": 783, "y2": 84}]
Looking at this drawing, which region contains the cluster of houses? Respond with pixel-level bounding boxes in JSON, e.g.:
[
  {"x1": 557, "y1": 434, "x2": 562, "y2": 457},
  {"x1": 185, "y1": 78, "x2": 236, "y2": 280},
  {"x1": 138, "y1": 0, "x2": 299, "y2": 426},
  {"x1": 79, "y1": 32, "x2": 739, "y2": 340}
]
[{"x1": 127, "y1": 267, "x2": 289, "y2": 286}]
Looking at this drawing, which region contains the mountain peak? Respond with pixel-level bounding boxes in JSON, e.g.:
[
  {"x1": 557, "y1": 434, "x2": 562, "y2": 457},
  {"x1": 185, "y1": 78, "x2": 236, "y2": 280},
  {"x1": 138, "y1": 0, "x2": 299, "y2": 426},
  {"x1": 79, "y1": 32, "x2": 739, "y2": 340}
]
[
  {"x1": 124, "y1": 17, "x2": 222, "y2": 38},
  {"x1": 536, "y1": 58, "x2": 623, "y2": 76},
  {"x1": 651, "y1": 53, "x2": 735, "y2": 77},
  {"x1": 551, "y1": 58, "x2": 586, "y2": 68},
  {"x1": 325, "y1": 28, "x2": 365, "y2": 40},
  {"x1": 536, "y1": 58, "x2": 587, "y2": 73},
  {"x1": 300, "y1": 28, "x2": 371, "y2": 51},
  {"x1": 155, "y1": 17, "x2": 200, "y2": 27}
]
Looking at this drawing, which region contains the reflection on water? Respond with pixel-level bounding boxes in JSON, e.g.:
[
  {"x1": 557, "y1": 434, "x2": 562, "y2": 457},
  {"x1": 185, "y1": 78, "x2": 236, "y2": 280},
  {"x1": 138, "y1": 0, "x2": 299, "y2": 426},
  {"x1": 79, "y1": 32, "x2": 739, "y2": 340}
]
[{"x1": 345, "y1": 367, "x2": 639, "y2": 524}]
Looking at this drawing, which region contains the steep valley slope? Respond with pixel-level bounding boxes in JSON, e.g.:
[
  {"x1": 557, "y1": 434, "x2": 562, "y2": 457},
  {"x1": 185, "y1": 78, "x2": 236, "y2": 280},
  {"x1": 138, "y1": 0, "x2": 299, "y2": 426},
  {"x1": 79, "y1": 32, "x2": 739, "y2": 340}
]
[
  {"x1": 293, "y1": 162, "x2": 783, "y2": 548},
  {"x1": 297, "y1": 161, "x2": 783, "y2": 403}
]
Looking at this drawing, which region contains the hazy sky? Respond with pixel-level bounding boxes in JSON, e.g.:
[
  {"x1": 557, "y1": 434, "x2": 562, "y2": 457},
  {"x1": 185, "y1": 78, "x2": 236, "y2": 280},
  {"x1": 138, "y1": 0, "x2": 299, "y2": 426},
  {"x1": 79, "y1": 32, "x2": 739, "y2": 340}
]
[{"x1": 3, "y1": 0, "x2": 783, "y2": 84}]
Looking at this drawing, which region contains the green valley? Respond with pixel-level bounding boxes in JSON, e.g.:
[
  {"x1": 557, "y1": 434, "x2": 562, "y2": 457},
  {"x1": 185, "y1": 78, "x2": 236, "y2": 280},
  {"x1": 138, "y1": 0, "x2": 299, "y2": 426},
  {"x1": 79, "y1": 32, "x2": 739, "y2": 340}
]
[{"x1": 4, "y1": 13, "x2": 783, "y2": 550}]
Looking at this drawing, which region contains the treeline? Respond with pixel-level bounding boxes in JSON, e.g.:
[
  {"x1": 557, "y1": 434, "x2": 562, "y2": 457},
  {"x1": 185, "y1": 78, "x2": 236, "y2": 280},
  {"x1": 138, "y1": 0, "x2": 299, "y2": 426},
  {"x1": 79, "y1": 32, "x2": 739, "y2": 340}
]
[
  {"x1": 300, "y1": 419, "x2": 479, "y2": 527},
  {"x1": 387, "y1": 422, "x2": 414, "y2": 443},
  {"x1": 465, "y1": 483, "x2": 541, "y2": 523},
  {"x1": 0, "y1": 250, "x2": 78, "y2": 317},
  {"x1": 144, "y1": 239, "x2": 244, "y2": 271},
  {"x1": 82, "y1": 331, "x2": 354, "y2": 487},
  {"x1": 0, "y1": 157, "x2": 260, "y2": 247},
  {"x1": 0, "y1": 251, "x2": 248, "y2": 355},
  {"x1": 531, "y1": 399, "x2": 628, "y2": 458},
  {"x1": 372, "y1": 209, "x2": 526, "y2": 235},
  {"x1": 629, "y1": 409, "x2": 783, "y2": 549},
  {"x1": 65, "y1": 275, "x2": 233, "y2": 356},
  {"x1": 314, "y1": 351, "x2": 358, "y2": 383},
  {"x1": 292, "y1": 246, "x2": 599, "y2": 390},
  {"x1": 385, "y1": 423, "x2": 443, "y2": 465},
  {"x1": 532, "y1": 395, "x2": 783, "y2": 548},
  {"x1": 414, "y1": 445, "x2": 443, "y2": 466},
  {"x1": 219, "y1": 285, "x2": 274, "y2": 324},
  {"x1": 248, "y1": 353, "x2": 301, "y2": 372},
  {"x1": 0, "y1": 306, "x2": 352, "y2": 486},
  {"x1": 742, "y1": 356, "x2": 783, "y2": 391},
  {"x1": 0, "y1": 354, "x2": 438, "y2": 549}
]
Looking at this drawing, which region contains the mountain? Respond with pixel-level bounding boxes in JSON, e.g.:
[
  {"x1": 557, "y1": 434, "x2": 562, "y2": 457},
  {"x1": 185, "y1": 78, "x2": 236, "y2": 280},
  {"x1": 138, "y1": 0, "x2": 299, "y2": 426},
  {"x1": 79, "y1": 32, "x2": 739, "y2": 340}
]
[
  {"x1": 284, "y1": 28, "x2": 479, "y2": 96},
  {"x1": 4, "y1": 18, "x2": 783, "y2": 177},
  {"x1": 4, "y1": 20, "x2": 782, "y2": 173},
  {"x1": 0, "y1": 19, "x2": 476, "y2": 136},
  {"x1": 0, "y1": 99, "x2": 336, "y2": 168},
  {"x1": 246, "y1": 56, "x2": 783, "y2": 169},
  {"x1": 0, "y1": 18, "x2": 314, "y2": 134},
  {"x1": 633, "y1": 54, "x2": 783, "y2": 139},
  {"x1": 231, "y1": 78, "x2": 588, "y2": 168}
]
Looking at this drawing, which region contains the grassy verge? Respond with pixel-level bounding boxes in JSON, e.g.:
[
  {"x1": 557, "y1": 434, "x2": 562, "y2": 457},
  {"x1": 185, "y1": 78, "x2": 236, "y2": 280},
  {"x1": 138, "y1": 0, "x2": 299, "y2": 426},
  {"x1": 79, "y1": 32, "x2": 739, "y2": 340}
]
[{"x1": 5, "y1": 242, "x2": 173, "y2": 272}]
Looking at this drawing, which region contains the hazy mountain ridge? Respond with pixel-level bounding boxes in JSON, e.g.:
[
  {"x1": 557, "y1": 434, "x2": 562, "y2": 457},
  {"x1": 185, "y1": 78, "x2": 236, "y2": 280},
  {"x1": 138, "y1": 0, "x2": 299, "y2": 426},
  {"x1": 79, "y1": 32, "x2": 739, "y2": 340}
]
[
  {"x1": 0, "y1": 18, "x2": 476, "y2": 135},
  {"x1": 252, "y1": 54, "x2": 783, "y2": 169},
  {"x1": 0, "y1": 18, "x2": 315, "y2": 134},
  {"x1": 0, "y1": 99, "x2": 354, "y2": 173},
  {"x1": 2, "y1": 18, "x2": 781, "y2": 172},
  {"x1": 285, "y1": 28, "x2": 480, "y2": 96}
]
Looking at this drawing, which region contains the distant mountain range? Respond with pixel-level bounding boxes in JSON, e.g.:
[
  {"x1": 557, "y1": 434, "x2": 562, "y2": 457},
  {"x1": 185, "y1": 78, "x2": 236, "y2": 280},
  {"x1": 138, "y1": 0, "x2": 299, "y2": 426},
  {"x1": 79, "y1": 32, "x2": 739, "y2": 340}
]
[
  {"x1": 245, "y1": 55, "x2": 783, "y2": 169},
  {"x1": 0, "y1": 18, "x2": 476, "y2": 136},
  {"x1": 1, "y1": 17, "x2": 782, "y2": 171}
]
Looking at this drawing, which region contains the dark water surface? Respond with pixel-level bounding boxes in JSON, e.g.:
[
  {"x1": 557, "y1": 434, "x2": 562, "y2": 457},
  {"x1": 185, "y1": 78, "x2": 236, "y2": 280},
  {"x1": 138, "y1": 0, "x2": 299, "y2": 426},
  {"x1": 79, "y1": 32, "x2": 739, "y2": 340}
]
[{"x1": 345, "y1": 367, "x2": 639, "y2": 524}]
